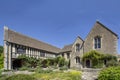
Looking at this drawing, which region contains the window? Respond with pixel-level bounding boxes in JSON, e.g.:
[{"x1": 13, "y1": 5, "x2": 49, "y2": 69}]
[
  {"x1": 62, "y1": 53, "x2": 64, "y2": 57},
  {"x1": 76, "y1": 44, "x2": 80, "y2": 52},
  {"x1": 67, "y1": 53, "x2": 70, "y2": 59},
  {"x1": 40, "y1": 52, "x2": 45, "y2": 57},
  {"x1": 76, "y1": 57, "x2": 80, "y2": 63},
  {"x1": 17, "y1": 48, "x2": 26, "y2": 54},
  {"x1": 94, "y1": 36, "x2": 101, "y2": 49}
]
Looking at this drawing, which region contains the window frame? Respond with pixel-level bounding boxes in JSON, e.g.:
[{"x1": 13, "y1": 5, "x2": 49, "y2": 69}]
[
  {"x1": 40, "y1": 52, "x2": 45, "y2": 57},
  {"x1": 94, "y1": 36, "x2": 102, "y2": 49},
  {"x1": 76, "y1": 43, "x2": 80, "y2": 52},
  {"x1": 16, "y1": 47, "x2": 26, "y2": 54},
  {"x1": 76, "y1": 57, "x2": 80, "y2": 64}
]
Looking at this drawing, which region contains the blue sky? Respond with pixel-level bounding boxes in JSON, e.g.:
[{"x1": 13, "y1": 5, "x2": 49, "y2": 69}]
[{"x1": 0, "y1": 0, "x2": 120, "y2": 53}]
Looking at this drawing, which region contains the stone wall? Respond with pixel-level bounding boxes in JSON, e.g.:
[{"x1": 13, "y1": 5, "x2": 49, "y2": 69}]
[{"x1": 84, "y1": 22, "x2": 118, "y2": 55}]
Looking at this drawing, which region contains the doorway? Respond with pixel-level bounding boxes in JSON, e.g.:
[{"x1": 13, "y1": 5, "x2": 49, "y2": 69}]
[
  {"x1": 86, "y1": 60, "x2": 91, "y2": 68},
  {"x1": 12, "y1": 59, "x2": 22, "y2": 69}
]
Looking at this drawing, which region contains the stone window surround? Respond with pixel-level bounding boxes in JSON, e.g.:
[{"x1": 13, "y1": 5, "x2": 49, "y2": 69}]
[
  {"x1": 93, "y1": 36, "x2": 102, "y2": 49},
  {"x1": 75, "y1": 43, "x2": 81, "y2": 52}
]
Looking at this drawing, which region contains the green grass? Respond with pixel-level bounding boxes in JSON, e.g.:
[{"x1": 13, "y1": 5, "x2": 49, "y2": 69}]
[
  {"x1": 33, "y1": 70, "x2": 81, "y2": 80},
  {"x1": 0, "y1": 69, "x2": 81, "y2": 80},
  {"x1": 3, "y1": 74, "x2": 37, "y2": 80}
]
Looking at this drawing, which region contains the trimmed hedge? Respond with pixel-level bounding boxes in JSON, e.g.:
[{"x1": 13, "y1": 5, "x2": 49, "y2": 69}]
[
  {"x1": 5, "y1": 74, "x2": 37, "y2": 80},
  {"x1": 98, "y1": 66, "x2": 120, "y2": 80}
]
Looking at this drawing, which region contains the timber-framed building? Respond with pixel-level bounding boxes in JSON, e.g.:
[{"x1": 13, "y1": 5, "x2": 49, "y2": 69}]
[{"x1": 4, "y1": 21, "x2": 119, "y2": 70}]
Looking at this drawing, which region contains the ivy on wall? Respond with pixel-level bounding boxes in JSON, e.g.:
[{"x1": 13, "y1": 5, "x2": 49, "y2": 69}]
[{"x1": 82, "y1": 50, "x2": 117, "y2": 68}]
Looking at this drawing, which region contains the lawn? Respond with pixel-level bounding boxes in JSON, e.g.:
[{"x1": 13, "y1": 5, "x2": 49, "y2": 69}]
[
  {"x1": 33, "y1": 70, "x2": 81, "y2": 80},
  {"x1": 0, "y1": 69, "x2": 81, "y2": 80}
]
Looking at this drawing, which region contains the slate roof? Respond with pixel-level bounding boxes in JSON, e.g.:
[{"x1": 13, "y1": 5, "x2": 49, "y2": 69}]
[{"x1": 4, "y1": 27, "x2": 61, "y2": 53}]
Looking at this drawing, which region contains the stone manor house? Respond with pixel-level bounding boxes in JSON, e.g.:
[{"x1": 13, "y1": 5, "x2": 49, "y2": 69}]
[{"x1": 4, "y1": 21, "x2": 119, "y2": 70}]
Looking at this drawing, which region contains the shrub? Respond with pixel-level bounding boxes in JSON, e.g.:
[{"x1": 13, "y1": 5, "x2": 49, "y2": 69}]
[
  {"x1": 59, "y1": 66, "x2": 68, "y2": 71},
  {"x1": 35, "y1": 67, "x2": 52, "y2": 73},
  {"x1": 68, "y1": 70, "x2": 82, "y2": 80},
  {"x1": 0, "y1": 53, "x2": 4, "y2": 69},
  {"x1": 18, "y1": 55, "x2": 38, "y2": 68},
  {"x1": 5, "y1": 74, "x2": 37, "y2": 80},
  {"x1": 19, "y1": 66, "x2": 28, "y2": 71},
  {"x1": 28, "y1": 68, "x2": 35, "y2": 72},
  {"x1": 0, "y1": 69, "x2": 2, "y2": 77},
  {"x1": 93, "y1": 61, "x2": 104, "y2": 68},
  {"x1": 0, "y1": 46, "x2": 3, "y2": 53},
  {"x1": 98, "y1": 66, "x2": 120, "y2": 80},
  {"x1": 106, "y1": 59, "x2": 118, "y2": 67},
  {"x1": 35, "y1": 67, "x2": 43, "y2": 73},
  {"x1": 58, "y1": 57, "x2": 66, "y2": 67}
]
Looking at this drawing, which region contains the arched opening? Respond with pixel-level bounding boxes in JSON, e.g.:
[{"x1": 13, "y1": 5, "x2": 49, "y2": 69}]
[{"x1": 86, "y1": 60, "x2": 91, "y2": 68}]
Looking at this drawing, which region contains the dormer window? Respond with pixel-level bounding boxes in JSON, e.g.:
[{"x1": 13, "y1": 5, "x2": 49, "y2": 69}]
[
  {"x1": 76, "y1": 43, "x2": 80, "y2": 52},
  {"x1": 94, "y1": 36, "x2": 101, "y2": 49}
]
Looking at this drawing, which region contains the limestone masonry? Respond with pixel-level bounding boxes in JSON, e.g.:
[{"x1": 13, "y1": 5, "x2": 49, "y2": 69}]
[{"x1": 4, "y1": 21, "x2": 119, "y2": 70}]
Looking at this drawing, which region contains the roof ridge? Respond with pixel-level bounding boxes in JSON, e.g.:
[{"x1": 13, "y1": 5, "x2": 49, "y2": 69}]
[
  {"x1": 8, "y1": 29, "x2": 61, "y2": 50},
  {"x1": 6, "y1": 28, "x2": 61, "y2": 53}
]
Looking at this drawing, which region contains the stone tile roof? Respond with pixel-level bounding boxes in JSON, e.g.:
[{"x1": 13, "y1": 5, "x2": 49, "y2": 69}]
[
  {"x1": 96, "y1": 21, "x2": 119, "y2": 39},
  {"x1": 5, "y1": 28, "x2": 61, "y2": 53},
  {"x1": 61, "y1": 44, "x2": 73, "y2": 52}
]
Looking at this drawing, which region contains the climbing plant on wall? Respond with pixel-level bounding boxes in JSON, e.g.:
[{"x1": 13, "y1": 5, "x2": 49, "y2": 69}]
[
  {"x1": 82, "y1": 50, "x2": 104, "y2": 68},
  {"x1": 82, "y1": 50, "x2": 117, "y2": 68}
]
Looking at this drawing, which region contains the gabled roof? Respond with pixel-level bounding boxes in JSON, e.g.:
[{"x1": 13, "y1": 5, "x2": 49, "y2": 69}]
[
  {"x1": 61, "y1": 44, "x2": 73, "y2": 52},
  {"x1": 77, "y1": 36, "x2": 84, "y2": 41},
  {"x1": 60, "y1": 36, "x2": 84, "y2": 53},
  {"x1": 4, "y1": 27, "x2": 61, "y2": 53},
  {"x1": 60, "y1": 36, "x2": 85, "y2": 53},
  {"x1": 96, "y1": 21, "x2": 119, "y2": 39}
]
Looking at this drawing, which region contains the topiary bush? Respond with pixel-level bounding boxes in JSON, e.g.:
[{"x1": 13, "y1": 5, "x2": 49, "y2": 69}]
[
  {"x1": 5, "y1": 74, "x2": 37, "y2": 80},
  {"x1": 98, "y1": 66, "x2": 120, "y2": 80}
]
